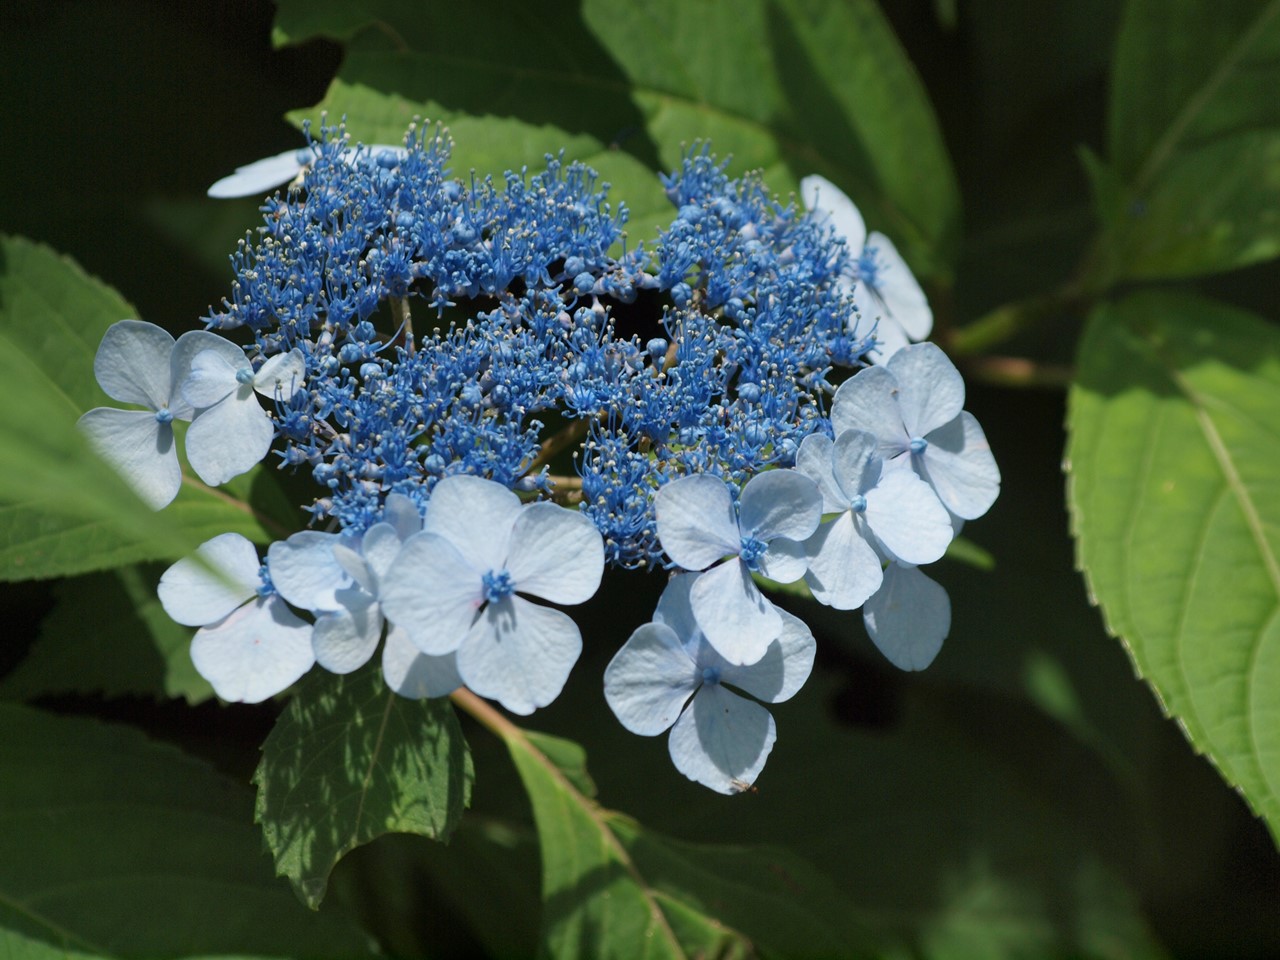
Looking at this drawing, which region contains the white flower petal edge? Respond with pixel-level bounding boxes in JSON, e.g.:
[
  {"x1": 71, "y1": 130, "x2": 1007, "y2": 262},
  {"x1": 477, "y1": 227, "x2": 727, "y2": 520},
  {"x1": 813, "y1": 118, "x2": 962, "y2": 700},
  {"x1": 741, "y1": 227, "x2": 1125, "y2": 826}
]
[
  {"x1": 93, "y1": 320, "x2": 178, "y2": 411},
  {"x1": 803, "y1": 511, "x2": 882, "y2": 610},
  {"x1": 77, "y1": 407, "x2": 182, "y2": 509},
  {"x1": 159, "y1": 532, "x2": 261, "y2": 626},
  {"x1": 267, "y1": 531, "x2": 353, "y2": 612},
  {"x1": 190, "y1": 596, "x2": 315, "y2": 703},
  {"x1": 689, "y1": 558, "x2": 780, "y2": 666},
  {"x1": 184, "y1": 385, "x2": 274, "y2": 486},
  {"x1": 421, "y1": 475, "x2": 522, "y2": 574},
  {"x1": 737, "y1": 469, "x2": 822, "y2": 544},
  {"x1": 207, "y1": 148, "x2": 310, "y2": 199},
  {"x1": 504, "y1": 503, "x2": 604, "y2": 605},
  {"x1": 604, "y1": 622, "x2": 699, "y2": 736},
  {"x1": 668, "y1": 684, "x2": 776, "y2": 795},
  {"x1": 719, "y1": 608, "x2": 816, "y2": 704},
  {"x1": 311, "y1": 588, "x2": 383, "y2": 674},
  {"x1": 654, "y1": 474, "x2": 740, "y2": 571},
  {"x1": 381, "y1": 625, "x2": 463, "y2": 699},
  {"x1": 800, "y1": 174, "x2": 866, "y2": 254},
  {"x1": 863, "y1": 564, "x2": 951, "y2": 671}
]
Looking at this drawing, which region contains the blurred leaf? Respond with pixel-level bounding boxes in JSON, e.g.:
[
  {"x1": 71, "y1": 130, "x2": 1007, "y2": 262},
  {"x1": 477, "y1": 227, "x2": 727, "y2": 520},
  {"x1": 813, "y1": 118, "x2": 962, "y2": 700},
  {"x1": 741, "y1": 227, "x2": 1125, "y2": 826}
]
[
  {"x1": 0, "y1": 704, "x2": 373, "y2": 958},
  {"x1": 0, "y1": 564, "x2": 211, "y2": 704},
  {"x1": 254, "y1": 663, "x2": 474, "y2": 909},
  {"x1": 273, "y1": 0, "x2": 958, "y2": 275},
  {"x1": 0, "y1": 236, "x2": 299, "y2": 582},
  {"x1": 1067, "y1": 292, "x2": 1280, "y2": 843},
  {"x1": 488, "y1": 698, "x2": 887, "y2": 959},
  {"x1": 1092, "y1": 0, "x2": 1280, "y2": 278}
]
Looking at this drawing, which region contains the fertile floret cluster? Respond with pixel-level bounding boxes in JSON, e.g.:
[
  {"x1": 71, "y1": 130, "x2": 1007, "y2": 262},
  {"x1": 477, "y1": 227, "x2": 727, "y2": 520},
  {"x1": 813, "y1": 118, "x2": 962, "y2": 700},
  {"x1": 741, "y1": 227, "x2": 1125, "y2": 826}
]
[{"x1": 80, "y1": 122, "x2": 1000, "y2": 793}]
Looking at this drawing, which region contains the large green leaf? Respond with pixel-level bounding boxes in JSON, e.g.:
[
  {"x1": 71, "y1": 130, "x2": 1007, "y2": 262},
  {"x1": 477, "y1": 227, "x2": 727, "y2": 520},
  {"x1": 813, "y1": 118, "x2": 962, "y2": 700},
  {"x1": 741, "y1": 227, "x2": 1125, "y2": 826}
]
[
  {"x1": 0, "y1": 564, "x2": 212, "y2": 704},
  {"x1": 1067, "y1": 292, "x2": 1280, "y2": 841},
  {"x1": 0, "y1": 704, "x2": 373, "y2": 958},
  {"x1": 1090, "y1": 0, "x2": 1280, "y2": 278},
  {"x1": 0, "y1": 236, "x2": 298, "y2": 581},
  {"x1": 273, "y1": 0, "x2": 958, "y2": 275},
  {"x1": 473, "y1": 696, "x2": 888, "y2": 959},
  {"x1": 254, "y1": 664, "x2": 474, "y2": 909}
]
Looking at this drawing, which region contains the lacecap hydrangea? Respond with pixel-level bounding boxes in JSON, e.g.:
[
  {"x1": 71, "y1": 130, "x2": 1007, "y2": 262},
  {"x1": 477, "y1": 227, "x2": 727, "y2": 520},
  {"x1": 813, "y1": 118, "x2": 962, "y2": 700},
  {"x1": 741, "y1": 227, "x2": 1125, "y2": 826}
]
[{"x1": 80, "y1": 122, "x2": 999, "y2": 794}]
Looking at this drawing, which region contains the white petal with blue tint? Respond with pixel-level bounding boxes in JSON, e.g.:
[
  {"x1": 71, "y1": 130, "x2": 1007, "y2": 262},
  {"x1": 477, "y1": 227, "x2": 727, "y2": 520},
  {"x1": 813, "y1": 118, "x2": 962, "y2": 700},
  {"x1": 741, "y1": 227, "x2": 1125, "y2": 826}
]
[
  {"x1": 737, "y1": 469, "x2": 822, "y2": 543},
  {"x1": 667, "y1": 684, "x2": 776, "y2": 795},
  {"x1": 421, "y1": 475, "x2": 521, "y2": 575},
  {"x1": 190, "y1": 596, "x2": 315, "y2": 703},
  {"x1": 654, "y1": 474, "x2": 740, "y2": 571},
  {"x1": 505, "y1": 502, "x2": 604, "y2": 605},
  {"x1": 254, "y1": 350, "x2": 307, "y2": 401},
  {"x1": 920, "y1": 412, "x2": 1001, "y2": 520},
  {"x1": 889, "y1": 343, "x2": 964, "y2": 437},
  {"x1": 382, "y1": 493, "x2": 422, "y2": 542},
  {"x1": 360, "y1": 522, "x2": 407, "y2": 586},
  {"x1": 800, "y1": 174, "x2": 867, "y2": 252},
  {"x1": 864, "y1": 467, "x2": 953, "y2": 565},
  {"x1": 794, "y1": 434, "x2": 847, "y2": 513},
  {"x1": 718, "y1": 609, "x2": 816, "y2": 704},
  {"x1": 381, "y1": 625, "x2": 462, "y2": 699},
  {"x1": 184, "y1": 388, "x2": 273, "y2": 486},
  {"x1": 182, "y1": 348, "x2": 241, "y2": 409},
  {"x1": 207, "y1": 148, "x2": 308, "y2": 199},
  {"x1": 171, "y1": 331, "x2": 247, "y2": 410},
  {"x1": 803, "y1": 512, "x2": 882, "y2": 610},
  {"x1": 603, "y1": 622, "x2": 699, "y2": 736},
  {"x1": 863, "y1": 564, "x2": 951, "y2": 671},
  {"x1": 831, "y1": 430, "x2": 882, "y2": 499},
  {"x1": 311, "y1": 588, "x2": 383, "y2": 674},
  {"x1": 77, "y1": 407, "x2": 181, "y2": 509},
  {"x1": 830, "y1": 366, "x2": 909, "y2": 457},
  {"x1": 456, "y1": 595, "x2": 582, "y2": 716},
  {"x1": 267, "y1": 531, "x2": 352, "y2": 611},
  {"x1": 865, "y1": 231, "x2": 932, "y2": 343},
  {"x1": 689, "y1": 559, "x2": 780, "y2": 665},
  {"x1": 93, "y1": 320, "x2": 177, "y2": 411},
  {"x1": 380, "y1": 533, "x2": 483, "y2": 655},
  {"x1": 756, "y1": 536, "x2": 809, "y2": 583},
  {"x1": 158, "y1": 532, "x2": 261, "y2": 626}
]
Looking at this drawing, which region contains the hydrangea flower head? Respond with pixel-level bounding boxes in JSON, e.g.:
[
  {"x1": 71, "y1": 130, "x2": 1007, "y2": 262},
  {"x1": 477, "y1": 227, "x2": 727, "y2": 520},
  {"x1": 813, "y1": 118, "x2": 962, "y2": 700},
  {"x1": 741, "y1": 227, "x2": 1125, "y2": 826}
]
[
  {"x1": 654, "y1": 471, "x2": 821, "y2": 665},
  {"x1": 77, "y1": 320, "x2": 195, "y2": 509},
  {"x1": 380, "y1": 475, "x2": 605, "y2": 715},
  {"x1": 604, "y1": 574, "x2": 815, "y2": 794},
  {"x1": 801, "y1": 174, "x2": 931, "y2": 361}
]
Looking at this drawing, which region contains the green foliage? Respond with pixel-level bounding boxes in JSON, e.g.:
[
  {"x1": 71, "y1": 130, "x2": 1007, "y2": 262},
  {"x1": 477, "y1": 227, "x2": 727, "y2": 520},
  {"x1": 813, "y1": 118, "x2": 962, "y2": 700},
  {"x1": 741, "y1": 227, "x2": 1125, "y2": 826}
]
[
  {"x1": 254, "y1": 664, "x2": 474, "y2": 908},
  {"x1": 1088, "y1": 1, "x2": 1280, "y2": 279},
  {"x1": 1067, "y1": 292, "x2": 1280, "y2": 842},
  {"x1": 0, "y1": 563, "x2": 212, "y2": 704},
  {"x1": 0, "y1": 704, "x2": 373, "y2": 959},
  {"x1": 0, "y1": 236, "x2": 293, "y2": 582}
]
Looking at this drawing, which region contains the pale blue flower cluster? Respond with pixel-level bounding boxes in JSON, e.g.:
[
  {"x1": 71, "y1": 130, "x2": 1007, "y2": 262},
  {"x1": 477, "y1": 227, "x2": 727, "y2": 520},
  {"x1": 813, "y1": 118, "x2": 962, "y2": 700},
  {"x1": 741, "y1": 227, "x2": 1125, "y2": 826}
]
[{"x1": 78, "y1": 122, "x2": 999, "y2": 792}]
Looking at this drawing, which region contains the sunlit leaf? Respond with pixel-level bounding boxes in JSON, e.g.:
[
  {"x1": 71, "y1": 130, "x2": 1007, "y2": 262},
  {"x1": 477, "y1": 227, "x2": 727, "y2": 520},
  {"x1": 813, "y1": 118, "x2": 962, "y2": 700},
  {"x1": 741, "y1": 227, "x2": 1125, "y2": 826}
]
[{"x1": 1067, "y1": 292, "x2": 1280, "y2": 841}]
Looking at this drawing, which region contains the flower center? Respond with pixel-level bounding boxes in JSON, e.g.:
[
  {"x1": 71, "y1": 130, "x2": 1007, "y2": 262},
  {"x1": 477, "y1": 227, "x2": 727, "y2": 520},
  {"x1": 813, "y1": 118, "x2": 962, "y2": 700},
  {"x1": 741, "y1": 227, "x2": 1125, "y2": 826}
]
[
  {"x1": 739, "y1": 535, "x2": 768, "y2": 571},
  {"x1": 481, "y1": 568, "x2": 516, "y2": 604},
  {"x1": 700, "y1": 666, "x2": 721, "y2": 687},
  {"x1": 850, "y1": 494, "x2": 867, "y2": 513},
  {"x1": 909, "y1": 436, "x2": 928, "y2": 455},
  {"x1": 154, "y1": 407, "x2": 173, "y2": 424},
  {"x1": 235, "y1": 367, "x2": 256, "y2": 386}
]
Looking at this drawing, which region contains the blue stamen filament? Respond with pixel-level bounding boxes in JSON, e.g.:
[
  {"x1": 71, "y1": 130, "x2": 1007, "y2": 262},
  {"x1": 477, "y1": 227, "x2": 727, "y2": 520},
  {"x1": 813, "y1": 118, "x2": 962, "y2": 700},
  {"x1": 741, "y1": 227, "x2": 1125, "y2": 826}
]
[{"x1": 482, "y1": 568, "x2": 516, "y2": 604}]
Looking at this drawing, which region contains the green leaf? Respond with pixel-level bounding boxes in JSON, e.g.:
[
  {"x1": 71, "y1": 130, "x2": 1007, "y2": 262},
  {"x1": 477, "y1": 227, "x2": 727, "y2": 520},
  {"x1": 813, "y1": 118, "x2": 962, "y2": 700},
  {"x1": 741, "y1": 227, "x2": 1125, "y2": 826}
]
[
  {"x1": 0, "y1": 236, "x2": 297, "y2": 581},
  {"x1": 254, "y1": 663, "x2": 474, "y2": 909},
  {"x1": 1067, "y1": 291, "x2": 1280, "y2": 842},
  {"x1": 0, "y1": 564, "x2": 212, "y2": 704},
  {"x1": 273, "y1": 0, "x2": 958, "y2": 275},
  {"x1": 488, "y1": 702, "x2": 885, "y2": 959},
  {"x1": 0, "y1": 704, "x2": 373, "y2": 958},
  {"x1": 1093, "y1": 1, "x2": 1280, "y2": 278}
]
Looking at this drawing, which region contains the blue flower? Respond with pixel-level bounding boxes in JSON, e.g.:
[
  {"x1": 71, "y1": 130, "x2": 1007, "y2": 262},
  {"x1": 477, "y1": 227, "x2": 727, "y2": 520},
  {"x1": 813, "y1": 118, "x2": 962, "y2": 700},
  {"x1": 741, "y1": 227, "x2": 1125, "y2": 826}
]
[
  {"x1": 77, "y1": 320, "x2": 195, "y2": 508},
  {"x1": 604, "y1": 574, "x2": 815, "y2": 794},
  {"x1": 379, "y1": 475, "x2": 605, "y2": 714},
  {"x1": 862, "y1": 563, "x2": 951, "y2": 670},
  {"x1": 801, "y1": 174, "x2": 932, "y2": 362},
  {"x1": 654, "y1": 471, "x2": 821, "y2": 665},
  {"x1": 831, "y1": 342, "x2": 1001, "y2": 520},
  {"x1": 158, "y1": 533, "x2": 315, "y2": 702}
]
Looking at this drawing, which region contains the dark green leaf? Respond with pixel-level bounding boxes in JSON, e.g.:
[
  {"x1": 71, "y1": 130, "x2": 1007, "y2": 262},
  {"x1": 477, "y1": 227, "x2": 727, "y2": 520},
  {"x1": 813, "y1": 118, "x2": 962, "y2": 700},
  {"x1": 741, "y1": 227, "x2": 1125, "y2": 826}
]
[
  {"x1": 254, "y1": 664, "x2": 474, "y2": 908},
  {"x1": 0, "y1": 564, "x2": 212, "y2": 704},
  {"x1": 1067, "y1": 292, "x2": 1280, "y2": 841},
  {"x1": 0, "y1": 704, "x2": 373, "y2": 958},
  {"x1": 1095, "y1": 0, "x2": 1280, "y2": 277}
]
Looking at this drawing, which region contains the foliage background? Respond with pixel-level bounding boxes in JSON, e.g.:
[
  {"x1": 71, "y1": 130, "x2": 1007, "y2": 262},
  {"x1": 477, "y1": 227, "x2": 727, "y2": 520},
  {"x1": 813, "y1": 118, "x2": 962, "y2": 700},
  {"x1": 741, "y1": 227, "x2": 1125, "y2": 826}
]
[{"x1": 1, "y1": 0, "x2": 1278, "y2": 957}]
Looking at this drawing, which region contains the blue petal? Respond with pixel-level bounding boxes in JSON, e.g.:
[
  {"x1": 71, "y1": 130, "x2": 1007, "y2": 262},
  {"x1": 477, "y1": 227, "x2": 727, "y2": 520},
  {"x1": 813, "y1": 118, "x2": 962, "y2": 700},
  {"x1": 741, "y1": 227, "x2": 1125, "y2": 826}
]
[
  {"x1": 207, "y1": 149, "x2": 306, "y2": 199},
  {"x1": 603, "y1": 622, "x2": 699, "y2": 735},
  {"x1": 757, "y1": 536, "x2": 809, "y2": 583},
  {"x1": 865, "y1": 231, "x2": 932, "y2": 342},
  {"x1": 422, "y1": 475, "x2": 522, "y2": 575},
  {"x1": 77, "y1": 407, "x2": 181, "y2": 509},
  {"x1": 794, "y1": 433, "x2": 847, "y2": 513},
  {"x1": 738, "y1": 469, "x2": 822, "y2": 543},
  {"x1": 654, "y1": 475, "x2": 740, "y2": 570},
  {"x1": 181, "y1": 348, "x2": 240, "y2": 409},
  {"x1": 311, "y1": 589, "x2": 382, "y2": 674},
  {"x1": 803, "y1": 512, "x2": 881, "y2": 610},
  {"x1": 863, "y1": 467, "x2": 953, "y2": 565},
  {"x1": 830, "y1": 365, "x2": 909, "y2": 457},
  {"x1": 381, "y1": 625, "x2": 462, "y2": 699},
  {"x1": 667, "y1": 684, "x2": 776, "y2": 795},
  {"x1": 862, "y1": 564, "x2": 951, "y2": 670},
  {"x1": 382, "y1": 493, "x2": 423, "y2": 541},
  {"x1": 887, "y1": 342, "x2": 964, "y2": 437},
  {"x1": 716, "y1": 608, "x2": 816, "y2": 704},
  {"x1": 189, "y1": 596, "x2": 314, "y2": 703},
  {"x1": 184, "y1": 391, "x2": 273, "y2": 486},
  {"x1": 267, "y1": 531, "x2": 351, "y2": 611},
  {"x1": 689, "y1": 559, "x2": 780, "y2": 665},
  {"x1": 93, "y1": 320, "x2": 176, "y2": 411},
  {"x1": 379, "y1": 532, "x2": 483, "y2": 656},
  {"x1": 505, "y1": 502, "x2": 604, "y2": 605},
  {"x1": 158, "y1": 532, "x2": 261, "y2": 626},
  {"x1": 254, "y1": 349, "x2": 307, "y2": 401},
  {"x1": 171, "y1": 331, "x2": 245, "y2": 416},
  {"x1": 831, "y1": 429, "x2": 882, "y2": 497},
  {"x1": 456, "y1": 595, "x2": 582, "y2": 715},
  {"x1": 920, "y1": 412, "x2": 1001, "y2": 520},
  {"x1": 800, "y1": 174, "x2": 866, "y2": 251}
]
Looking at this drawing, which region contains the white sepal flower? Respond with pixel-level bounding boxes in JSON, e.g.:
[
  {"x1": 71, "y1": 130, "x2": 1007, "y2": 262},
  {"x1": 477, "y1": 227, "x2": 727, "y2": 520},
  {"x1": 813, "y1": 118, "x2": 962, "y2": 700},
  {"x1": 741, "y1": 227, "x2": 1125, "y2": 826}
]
[{"x1": 862, "y1": 563, "x2": 951, "y2": 671}]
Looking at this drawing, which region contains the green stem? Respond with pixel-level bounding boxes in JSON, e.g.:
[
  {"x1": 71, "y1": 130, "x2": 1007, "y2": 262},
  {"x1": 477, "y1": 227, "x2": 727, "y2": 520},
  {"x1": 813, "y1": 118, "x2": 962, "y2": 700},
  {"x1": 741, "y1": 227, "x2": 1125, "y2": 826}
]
[{"x1": 948, "y1": 288, "x2": 1079, "y2": 357}]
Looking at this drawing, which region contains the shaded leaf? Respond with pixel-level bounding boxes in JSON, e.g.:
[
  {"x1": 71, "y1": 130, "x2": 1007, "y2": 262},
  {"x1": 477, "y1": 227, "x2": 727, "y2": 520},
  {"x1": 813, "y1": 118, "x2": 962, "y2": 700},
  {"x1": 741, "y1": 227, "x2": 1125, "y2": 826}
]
[
  {"x1": 0, "y1": 564, "x2": 211, "y2": 704},
  {"x1": 0, "y1": 704, "x2": 373, "y2": 958},
  {"x1": 1067, "y1": 292, "x2": 1280, "y2": 842},
  {"x1": 1093, "y1": 1, "x2": 1280, "y2": 278},
  {"x1": 255, "y1": 663, "x2": 474, "y2": 908}
]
